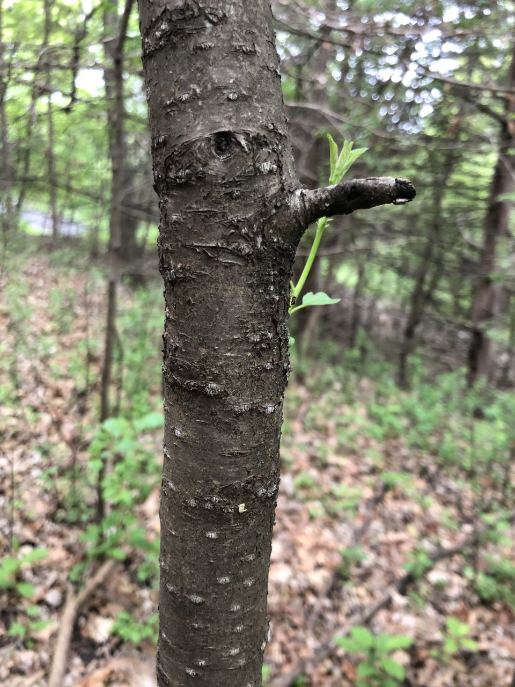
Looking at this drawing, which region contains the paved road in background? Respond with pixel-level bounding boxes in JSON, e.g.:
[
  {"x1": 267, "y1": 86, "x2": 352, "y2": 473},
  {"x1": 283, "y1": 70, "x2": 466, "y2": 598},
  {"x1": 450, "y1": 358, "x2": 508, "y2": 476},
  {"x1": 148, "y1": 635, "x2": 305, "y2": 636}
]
[{"x1": 22, "y1": 208, "x2": 86, "y2": 236}]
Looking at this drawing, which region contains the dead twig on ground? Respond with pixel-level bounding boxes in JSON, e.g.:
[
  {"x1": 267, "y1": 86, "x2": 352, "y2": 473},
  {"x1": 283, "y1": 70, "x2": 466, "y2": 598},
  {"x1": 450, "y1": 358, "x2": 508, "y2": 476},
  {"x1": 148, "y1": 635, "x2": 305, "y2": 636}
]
[{"x1": 48, "y1": 559, "x2": 118, "y2": 687}]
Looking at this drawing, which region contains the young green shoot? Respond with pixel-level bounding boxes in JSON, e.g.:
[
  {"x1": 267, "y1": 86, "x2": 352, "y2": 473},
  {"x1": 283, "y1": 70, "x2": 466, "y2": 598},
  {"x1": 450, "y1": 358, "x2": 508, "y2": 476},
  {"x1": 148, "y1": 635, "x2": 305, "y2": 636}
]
[{"x1": 289, "y1": 136, "x2": 367, "y2": 327}]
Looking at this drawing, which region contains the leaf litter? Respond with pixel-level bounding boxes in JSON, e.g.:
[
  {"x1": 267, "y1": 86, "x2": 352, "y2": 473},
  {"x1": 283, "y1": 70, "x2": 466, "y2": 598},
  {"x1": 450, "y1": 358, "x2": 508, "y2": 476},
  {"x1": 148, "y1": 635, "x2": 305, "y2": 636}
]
[{"x1": 0, "y1": 249, "x2": 514, "y2": 686}]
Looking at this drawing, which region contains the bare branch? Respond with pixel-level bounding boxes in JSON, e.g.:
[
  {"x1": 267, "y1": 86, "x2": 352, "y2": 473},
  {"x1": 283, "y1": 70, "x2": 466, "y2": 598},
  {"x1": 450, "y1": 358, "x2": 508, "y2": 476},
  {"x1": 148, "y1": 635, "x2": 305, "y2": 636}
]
[{"x1": 287, "y1": 177, "x2": 416, "y2": 234}]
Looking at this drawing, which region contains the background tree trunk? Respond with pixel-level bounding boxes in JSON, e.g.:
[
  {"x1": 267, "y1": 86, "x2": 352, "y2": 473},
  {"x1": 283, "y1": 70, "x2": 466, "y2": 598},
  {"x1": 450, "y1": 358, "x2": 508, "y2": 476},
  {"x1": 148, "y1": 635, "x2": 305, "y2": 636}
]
[
  {"x1": 43, "y1": 0, "x2": 60, "y2": 240},
  {"x1": 397, "y1": 133, "x2": 460, "y2": 388},
  {"x1": 98, "y1": 0, "x2": 134, "y2": 521},
  {"x1": 104, "y1": 0, "x2": 141, "y2": 266},
  {"x1": 0, "y1": 0, "x2": 14, "y2": 235},
  {"x1": 467, "y1": 46, "x2": 515, "y2": 387}
]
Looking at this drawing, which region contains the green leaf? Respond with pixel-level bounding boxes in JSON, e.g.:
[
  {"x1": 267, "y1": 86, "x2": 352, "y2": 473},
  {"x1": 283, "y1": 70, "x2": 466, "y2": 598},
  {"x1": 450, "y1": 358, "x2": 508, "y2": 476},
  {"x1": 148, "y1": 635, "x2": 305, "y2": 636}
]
[
  {"x1": 16, "y1": 582, "x2": 35, "y2": 598},
  {"x1": 29, "y1": 620, "x2": 55, "y2": 632},
  {"x1": 380, "y1": 657, "x2": 405, "y2": 680},
  {"x1": 384, "y1": 635, "x2": 413, "y2": 651},
  {"x1": 2, "y1": 558, "x2": 21, "y2": 574},
  {"x1": 351, "y1": 626, "x2": 374, "y2": 650},
  {"x1": 81, "y1": 525, "x2": 100, "y2": 544},
  {"x1": 26, "y1": 605, "x2": 40, "y2": 618},
  {"x1": 328, "y1": 139, "x2": 368, "y2": 184},
  {"x1": 303, "y1": 291, "x2": 340, "y2": 307},
  {"x1": 327, "y1": 134, "x2": 338, "y2": 179},
  {"x1": 461, "y1": 638, "x2": 478, "y2": 651},
  {"x1": 375, "y1": 634, "x2": 390, "y2": 653},
  {"x1": 103, "y1": 417, "x2": 130, "y2": 437},
  {"x1": 356, "y1": 662, "x2": 377, "y2": 677},
  {"x1": 289, "y1": 336, "x2": 295, "y2": 346},
  {"x1": 446, "y1": 617, "x2": 468, "y2": 636},
  {"x1": 21, "y1": 548, "x2": 48, "y2": 564},
  {"x1": 444, "y1": 638, "x2": 459, "y2": 654},
  {"x1": 88, "y1": 458, "x2": 103, "y2": 472},
  {"x1": 109, "y1": 547, "x2": 127, "y2": 561},
  {"x1": 134, "y1": 412, "x2": 164, "y2": 433},
  {"x1": 495, "y1": 192, "x2": 515, "y2": 202},
  {"x1": 8, "y1": 622, "x2": 26, "y2": 637},
  {"x1": 384, "y1": 679, "x2": 400, "y2": 687},
  {"x1": 334, "y1": 636, "x2": 362, "y2": 653},
  {"x1": 290, "y1": 291, "x2": 341, "y2": 313}
]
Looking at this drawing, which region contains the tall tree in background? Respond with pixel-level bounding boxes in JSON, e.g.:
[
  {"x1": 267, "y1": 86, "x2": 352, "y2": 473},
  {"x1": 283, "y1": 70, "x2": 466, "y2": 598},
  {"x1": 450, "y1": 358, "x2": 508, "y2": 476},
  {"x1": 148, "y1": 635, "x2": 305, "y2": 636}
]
[
  {"x1": 104, "y1": 0, "x2": 141, "y2": 265},
  {"x1": 138, "y1": 1, "x2": 414, "y2": 685},
  {"x1": 467, "y1": 45, "x2": 515, "y2": 387},
  {"x1": 98, "y1": 0, "x2": 134, "y2": 521},
  {"x1": 42, "y1": 0, "x2": 59, "y2": 240},
  {"x1": 0, "y1": 0, "x2": 13, "y2": 235}
]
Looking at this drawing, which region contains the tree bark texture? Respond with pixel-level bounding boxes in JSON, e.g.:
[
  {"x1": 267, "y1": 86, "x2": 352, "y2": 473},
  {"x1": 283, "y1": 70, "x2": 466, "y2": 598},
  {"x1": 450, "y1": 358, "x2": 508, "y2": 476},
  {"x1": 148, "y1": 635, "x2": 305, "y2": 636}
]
[{"x1": 138, "y1": 3, "x2": 415, "y2": 685}]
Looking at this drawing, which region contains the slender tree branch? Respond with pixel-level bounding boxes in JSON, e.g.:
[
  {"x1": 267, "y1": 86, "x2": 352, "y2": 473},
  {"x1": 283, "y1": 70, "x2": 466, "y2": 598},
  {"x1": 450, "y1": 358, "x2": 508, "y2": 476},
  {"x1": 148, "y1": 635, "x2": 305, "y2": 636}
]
[{"x1": 287, "y1": 177, "x2": 416, "y2": 235}]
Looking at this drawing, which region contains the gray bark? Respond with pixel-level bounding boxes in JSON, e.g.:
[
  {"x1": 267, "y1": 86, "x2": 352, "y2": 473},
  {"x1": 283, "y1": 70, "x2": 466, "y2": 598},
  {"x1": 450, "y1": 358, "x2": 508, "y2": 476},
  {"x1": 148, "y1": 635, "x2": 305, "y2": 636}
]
[{"x1": 138, "y1": 2, "x2": 414, "y2": 685}]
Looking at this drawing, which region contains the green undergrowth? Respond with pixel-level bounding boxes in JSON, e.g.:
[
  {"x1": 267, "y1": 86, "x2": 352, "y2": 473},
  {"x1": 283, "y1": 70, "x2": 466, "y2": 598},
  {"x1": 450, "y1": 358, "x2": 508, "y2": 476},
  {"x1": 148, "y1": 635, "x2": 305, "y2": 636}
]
[
  {"x1": 283, "y1": 341, "x2": 515, "y2": 621},
  {"x1": 287, "y1": 342, "x2": 515, "y2": 510},
  {"x1": 3, "y1": 239, "x2": 515, "y2": 664},
  {"x1": 2, "y1": 238, "x2": 164, "y2": 648}
]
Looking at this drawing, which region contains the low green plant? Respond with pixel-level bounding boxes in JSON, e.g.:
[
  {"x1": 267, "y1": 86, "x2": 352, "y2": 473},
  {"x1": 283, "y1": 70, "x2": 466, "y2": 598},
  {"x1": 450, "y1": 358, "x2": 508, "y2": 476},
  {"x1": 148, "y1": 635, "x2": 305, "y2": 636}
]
[
  {"x1": 443, "y1": 617, "x2": 478, "y2": 654},
  {"x1": 464, "y1": 552, "x2": 515, "y2": 608},
  {"x1": 288, "y1": 136, "x2": 366, "y2": 344},
  {"x1": 404, "y1": 546, "x2": 433, "y2": 580},
  {"x1": 328, "y1": 483, "x2": 363, "y2": 514},
  {"x1": 8, "y1": 605, "x2": 55, "y2": 646},
  {"x1": 336, "y1": 627, "x2": 412, "y2": 686},
  {"x1": 69, "y1": 412, "x2": 163, "y2": 583},
  {"x1": 337, "y1": 545, "x2": 368, "y2": 581},
  {"x1": 0, "y1": 548, "x2": 48, "y2": 598},
  {"x1": 111, "y1": 611, "x2": 159, "y2": 646},
  {"x1": 430, "y1": 617, "x2": 478, "y2": 663},
  {"x1": 293, "y1": 471, "x2": 317, "y2": 491}
]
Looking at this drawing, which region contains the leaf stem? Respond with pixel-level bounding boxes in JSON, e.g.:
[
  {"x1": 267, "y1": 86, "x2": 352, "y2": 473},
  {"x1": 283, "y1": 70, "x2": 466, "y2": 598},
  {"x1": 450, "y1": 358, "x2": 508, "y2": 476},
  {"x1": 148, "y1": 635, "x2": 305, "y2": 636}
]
[{"x1": 290, "y1": 216, "x2": 328, "y2": 312}]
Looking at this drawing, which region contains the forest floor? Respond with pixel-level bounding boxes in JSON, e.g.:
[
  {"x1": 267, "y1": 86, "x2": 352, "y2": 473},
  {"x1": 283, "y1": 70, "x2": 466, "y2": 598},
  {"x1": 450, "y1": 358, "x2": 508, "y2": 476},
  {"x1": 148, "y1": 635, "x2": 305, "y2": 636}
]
[{"x1": 1, "y1": 244, "x2": 515, "y2": 687}]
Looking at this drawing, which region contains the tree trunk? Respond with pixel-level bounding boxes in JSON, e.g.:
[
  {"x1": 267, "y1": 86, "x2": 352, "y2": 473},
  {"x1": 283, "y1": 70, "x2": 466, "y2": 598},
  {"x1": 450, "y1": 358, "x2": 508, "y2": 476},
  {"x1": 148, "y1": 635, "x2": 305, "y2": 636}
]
[
  {"x1": 42, "y1": 0, "x2": 60, "y2": 240},
  {"x1": 467, "y1": 47, "x2": 515, "y2": 387},
  {"x1": 104, "y1": 0, "x2": 141, "y2": 265},
  {"x1": 46, "y1": 96, "x2": 60, "y2": 240},
  {"x1": 398, "y1": 141, "x2": 458, "y2": 389},
  {"x1": 138, "y1": 3, "x2": 415, "y2": 685},
  {"x1": 349, "y1": 259, "x2": 366, "y2": 350},
  {"x1": 0, "y1": 0, "x2": 14, "y2": 235},
  {"x1": 98, "y1": 0, "x2": 134, "y2": 521},
  {"x1": 500, "y1": 291, "x2": 515, "y2": 387}
]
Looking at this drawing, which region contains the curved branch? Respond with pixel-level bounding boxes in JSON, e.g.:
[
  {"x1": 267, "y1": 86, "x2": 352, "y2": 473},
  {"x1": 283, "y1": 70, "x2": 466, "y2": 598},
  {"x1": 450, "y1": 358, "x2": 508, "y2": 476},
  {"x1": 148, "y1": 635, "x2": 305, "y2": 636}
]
[{"x1": 287, "y1": 176, "x2": 416, "y2": 234}]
